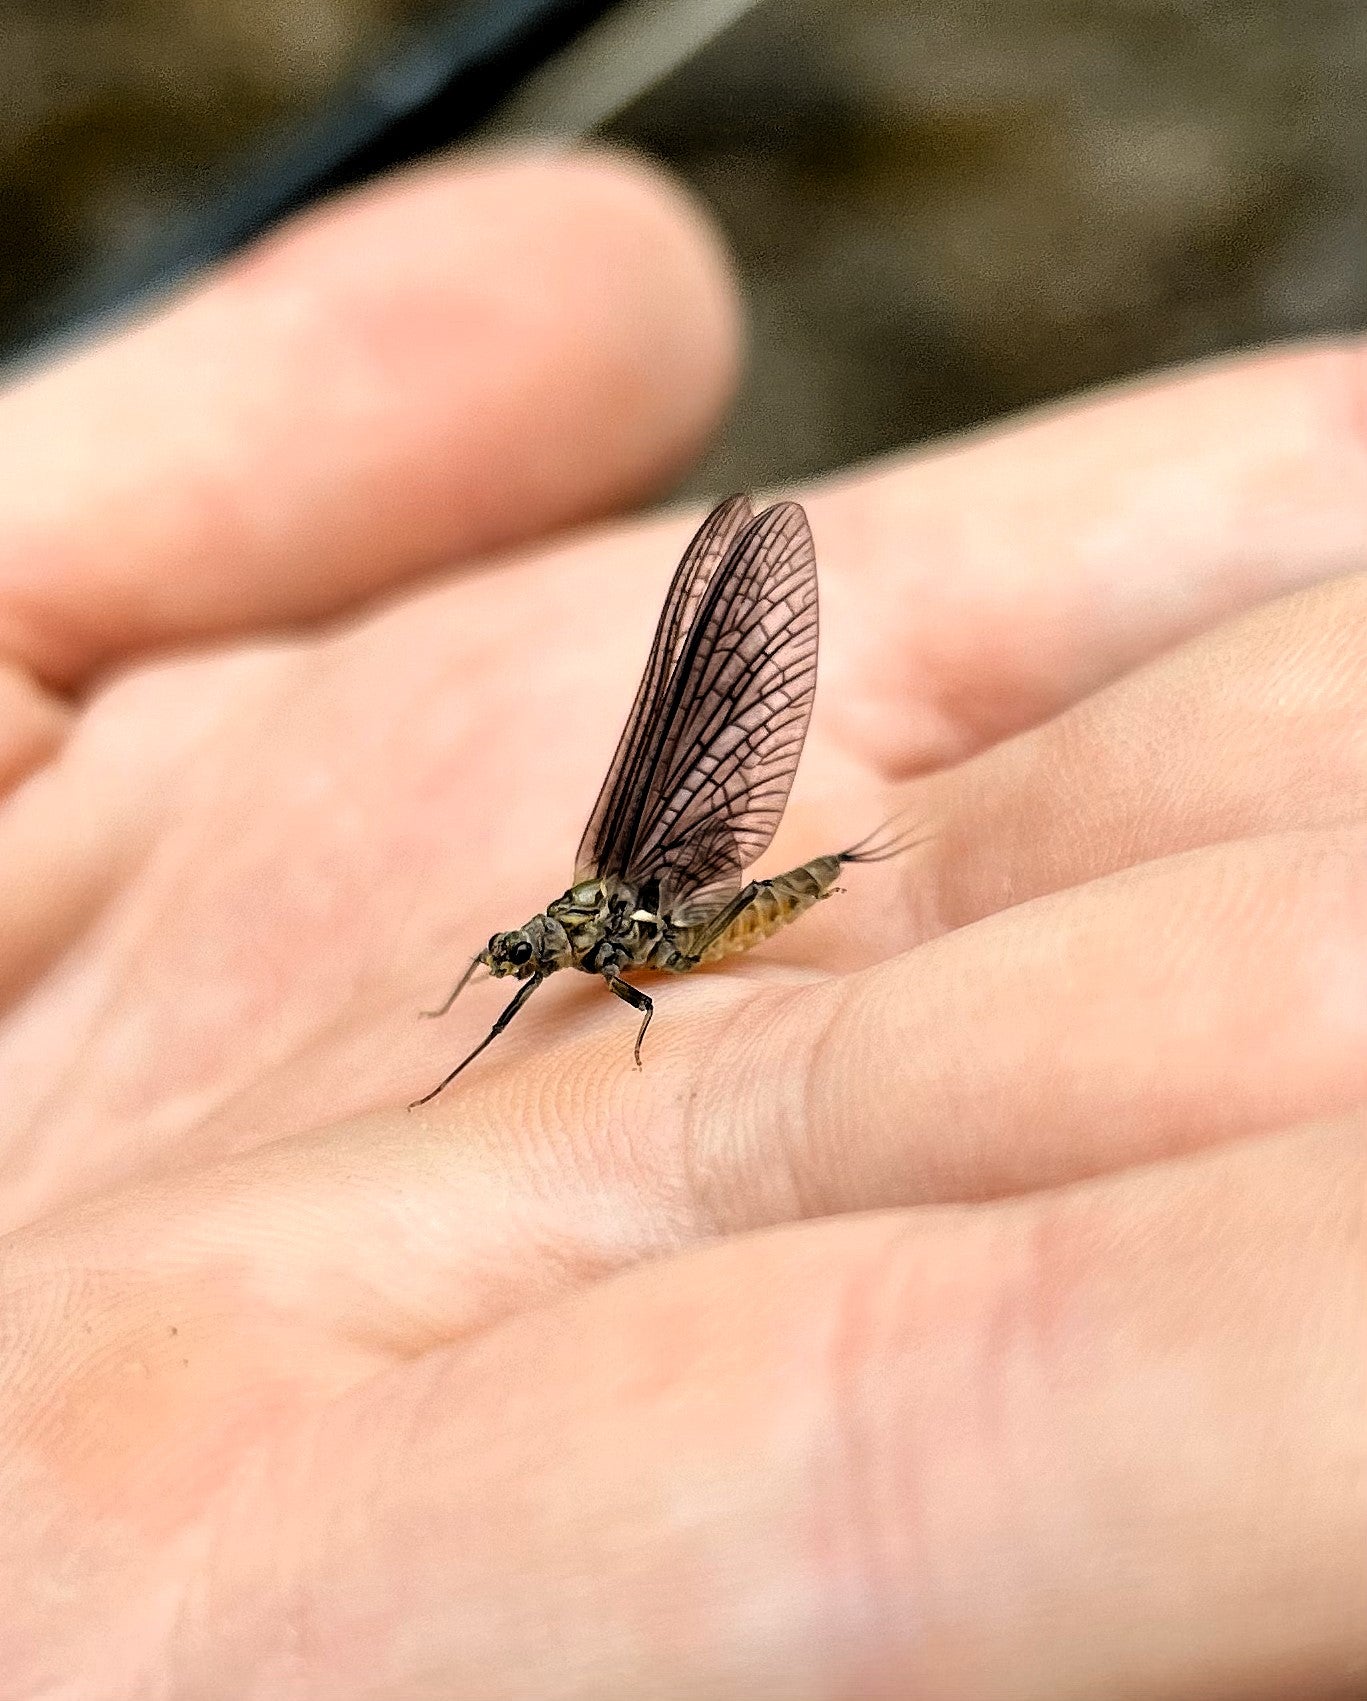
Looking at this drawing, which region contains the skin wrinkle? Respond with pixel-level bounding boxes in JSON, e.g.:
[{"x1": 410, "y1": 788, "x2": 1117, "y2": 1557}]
[
  {"x1": 898, "y1": 573, "x2": 1367, "y2": 953},
  {"x1": 917, "y1": 1209, "x2": 1071, "y2": 1701},
  {"x1": 2, "y1": 663, "x2": 311, "y2": 1181},
  {"x1": 0, "y1": 656, "x2": 67, "y2": 796},
  {"x1": 190, "y1": 1232, "x2": 782, "y2": 1701},
  {"x1": 408, "y1": 1045, "x2": 697, "y2": 1333},
  {"x1": 0, "y1": 639, "x2": 299, "y2": 1021},
  {"x1": 789, "y1": 974, "x2": 868, "y2": 1226},
  {"x1": 811, "y1": 950, "x2": 980, "y2": 1208},
  {"x1": 0, "y1": 570, "x2": 95, "y2": 691},
  {"x1": 483, "y1": 1073, "x2": 687, "y2": 1313},
  {"x1": 812, "y1": 1222, "x2": 944, "y2": 1701},
  {"x1": 829, "y1": 828, "x2": 1367, "y2": 1209},
  {"x1": 462, "y1": 994, "x2": 663, "y2": 1207},
  {"x1": 841, "y1": 1131, "x2": 1367, "y2": 1701},
  {"x1": 679, "y1": 976, "x2": 817, "y2": 1235}
]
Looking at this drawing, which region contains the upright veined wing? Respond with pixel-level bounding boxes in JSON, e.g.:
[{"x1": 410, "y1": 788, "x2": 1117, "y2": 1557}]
[
  {"x1": 629, "y1": 501, "x2": 818, "y2": 917},
  {"x1": 579, "y1": 499, "x2": 819, "y2": 922},
  {"x1": 575, "y1": 494, "x2": 753, "y2": 881}
]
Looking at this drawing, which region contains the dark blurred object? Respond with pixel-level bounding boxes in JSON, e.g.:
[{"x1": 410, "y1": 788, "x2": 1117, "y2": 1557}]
[
  {"x1": 2, "y1": 0, "x2": 417, "y2": 348},
  {"x1": 607, "y1": 0, "x2": 1367, "y2": 490},
  {"x1": 3, "y1": 0, "x2": 1367, "y2": 488},
  {"x1": 0, "y1": 0, "x2": 623, "y2": 361}
]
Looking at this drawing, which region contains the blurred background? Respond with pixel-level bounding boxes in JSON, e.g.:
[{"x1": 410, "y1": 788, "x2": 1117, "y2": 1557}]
[{"x1": 3, "y1": 0, "x2": 1364, "y2": 494}]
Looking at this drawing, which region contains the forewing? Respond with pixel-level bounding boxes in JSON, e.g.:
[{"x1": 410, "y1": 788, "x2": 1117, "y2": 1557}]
[
  {"x1": 574, "y1": 494, "x2": 754, "y2": 881},
  {"x1": 653, "y1": 819, "x2": 741, "y2": 926},
  {"x1": 624, "y1": 502, "x2": 819, "y2": 917}
]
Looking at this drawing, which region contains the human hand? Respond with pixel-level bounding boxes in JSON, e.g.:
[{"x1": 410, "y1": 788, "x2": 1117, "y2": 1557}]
[{"x1": 1, "y1": 148, "x2": 1363, "y2": 1698}]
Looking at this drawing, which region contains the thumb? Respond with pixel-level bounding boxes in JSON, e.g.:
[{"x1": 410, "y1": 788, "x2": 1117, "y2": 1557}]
[{"x1": 0, "y1": 149, "x2": 740, "y2": 697}]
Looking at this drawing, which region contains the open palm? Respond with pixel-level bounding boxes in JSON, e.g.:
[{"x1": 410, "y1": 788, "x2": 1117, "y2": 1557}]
[{"x1": 2, "y1": 152, "x2": 1364, "y2": 1700}]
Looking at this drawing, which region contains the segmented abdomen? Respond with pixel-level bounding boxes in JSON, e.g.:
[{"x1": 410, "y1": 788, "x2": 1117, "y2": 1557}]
[{"x1": 691, "y1": 855, "x2": 843, "y2": 963}]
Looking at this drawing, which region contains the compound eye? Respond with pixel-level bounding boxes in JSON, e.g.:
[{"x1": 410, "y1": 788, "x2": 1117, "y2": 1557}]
[{"x1": 510, "y1": 940, "x2": 533, "y2": 966}]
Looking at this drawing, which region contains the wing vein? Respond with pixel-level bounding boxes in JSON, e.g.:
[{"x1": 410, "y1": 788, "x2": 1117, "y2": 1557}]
[{"x1": 572, "y1": 496, "x2": 819, "y2": 922}]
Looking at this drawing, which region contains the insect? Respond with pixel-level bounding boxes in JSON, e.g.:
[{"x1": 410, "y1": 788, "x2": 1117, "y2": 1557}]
[{"x1": 410, "y1": 494, "x2": 916, "y2": 1108}]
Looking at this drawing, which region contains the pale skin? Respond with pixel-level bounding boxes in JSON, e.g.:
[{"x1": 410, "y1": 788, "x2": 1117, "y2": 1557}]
[{"x1": 0, "y1": 147, "x2": 1364, "y2": 1698}]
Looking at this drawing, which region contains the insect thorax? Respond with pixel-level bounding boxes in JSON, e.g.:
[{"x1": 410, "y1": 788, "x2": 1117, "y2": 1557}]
[{"x1": 542, "y1": 876, "x2": 667, "y2": 974}]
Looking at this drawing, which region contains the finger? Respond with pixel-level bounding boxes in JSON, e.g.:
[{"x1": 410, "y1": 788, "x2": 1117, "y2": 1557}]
[
  {"x1": 0, "y1": 148, "x2": 740, "y2": 690},
  {"x1": 811, "y1": 342, "x2": 1367, "y2": 775},
  {"x1": 176, "y1": 1121, "x2": 1366, "y2": 1700},
  {"x1": 906, "y1": 570, "x2": 1367, "y2": 939},
  {"x1": 697, "y1": 825, "x2": 1367, "y2": 1226},
  {"x1": 14, "y1": 824, "x2": 1350, "y2": 1255}
]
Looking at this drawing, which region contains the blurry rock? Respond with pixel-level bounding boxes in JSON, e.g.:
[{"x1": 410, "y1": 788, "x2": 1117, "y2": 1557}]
[{"x1": 609, "y1": 0, "x2": 1367, "y2": 486}]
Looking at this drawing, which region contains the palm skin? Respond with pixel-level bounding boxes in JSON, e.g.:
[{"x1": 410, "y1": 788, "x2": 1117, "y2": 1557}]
[
  {"x1": 1, "y1": 150, "x2": 1365, "y2": 1700},
  {"x1": 0, "y1": 488, "x2": 915, "y2": 1215}
]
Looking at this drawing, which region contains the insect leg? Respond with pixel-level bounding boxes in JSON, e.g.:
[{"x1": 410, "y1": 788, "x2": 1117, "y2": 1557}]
[
  {"x1": 408, "y1": 974, "x2": 542, "y2": 1108},
  {"x1": 604, "y1": 973, "x2": 654, "y2": 1067},
  {"x1": 420, "y1": 951, "x2": 483, "y2": 1019},
  {"x1": 680, "y1": 881, "x2": 761, "y2": 961}
]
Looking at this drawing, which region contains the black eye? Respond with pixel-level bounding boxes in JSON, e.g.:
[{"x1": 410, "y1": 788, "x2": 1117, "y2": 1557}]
[{"x1": 510, "y1": 941, "x2": 533, "y2": 965}]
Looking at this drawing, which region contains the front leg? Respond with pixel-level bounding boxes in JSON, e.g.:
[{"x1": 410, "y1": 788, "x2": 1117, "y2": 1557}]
[
  {"x1": 409, "y1": 972, "x2": 543, "y2": 1108},
  {"x1": 604, "y1": 972, "x2": 654, "y2": 1067}
]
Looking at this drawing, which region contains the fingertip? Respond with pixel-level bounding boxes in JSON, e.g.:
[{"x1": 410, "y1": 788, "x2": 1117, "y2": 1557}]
[{"x1": 233, "y1": 143, "x2": 746, "y2": 526}]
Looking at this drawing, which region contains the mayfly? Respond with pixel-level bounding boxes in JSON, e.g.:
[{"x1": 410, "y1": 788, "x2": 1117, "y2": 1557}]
[{"x1": 410, "y1": 494, "x2": 915, "y2": 1107}]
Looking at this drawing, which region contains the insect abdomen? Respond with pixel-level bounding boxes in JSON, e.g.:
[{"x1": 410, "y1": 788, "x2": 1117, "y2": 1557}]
[{"x1": 694, "y1": 856, "x2": 843, "y2": 963}]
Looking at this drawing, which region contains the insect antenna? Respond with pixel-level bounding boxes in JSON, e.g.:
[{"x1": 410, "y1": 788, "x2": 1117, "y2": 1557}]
[
  {"x1": 420, "y1": 951, "x2": 484, "y2": 1020},
  {"x1": 838, "y1": 814, "x2": 931, "y2": 865}
]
